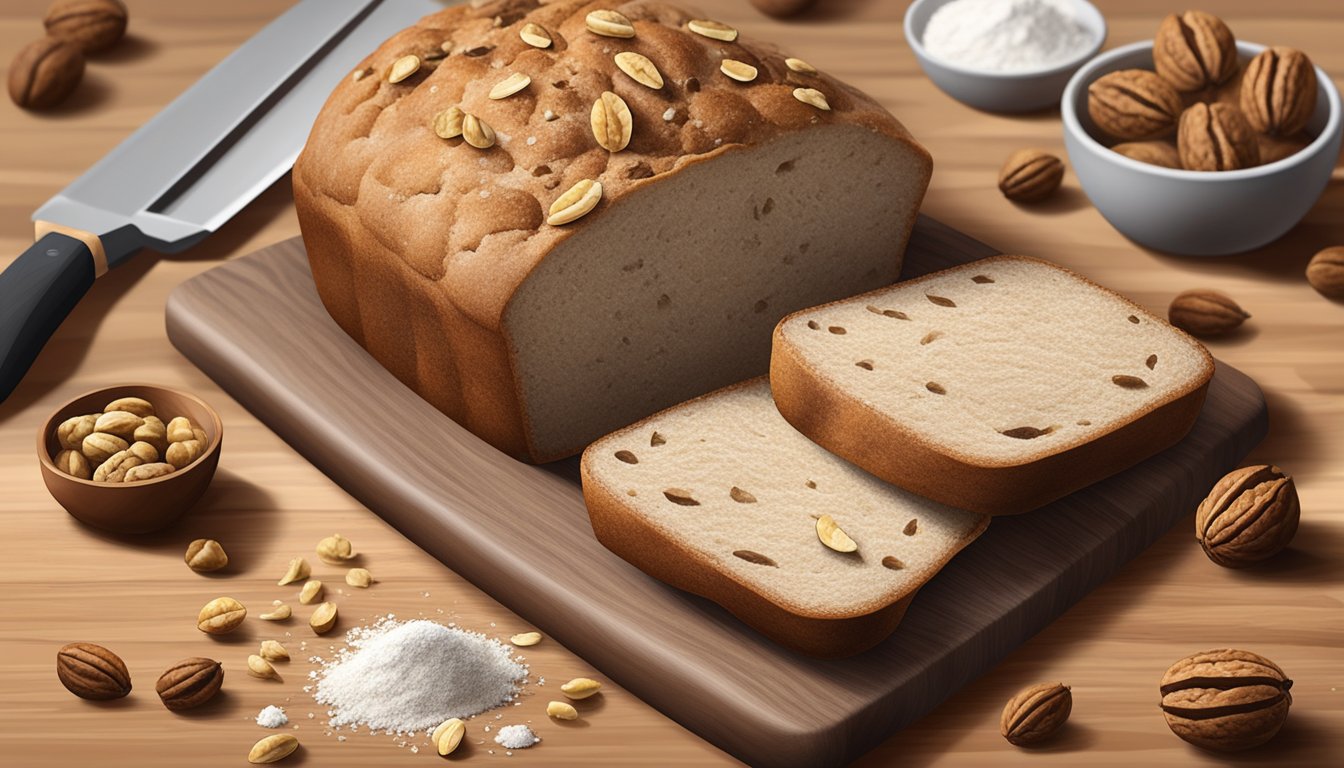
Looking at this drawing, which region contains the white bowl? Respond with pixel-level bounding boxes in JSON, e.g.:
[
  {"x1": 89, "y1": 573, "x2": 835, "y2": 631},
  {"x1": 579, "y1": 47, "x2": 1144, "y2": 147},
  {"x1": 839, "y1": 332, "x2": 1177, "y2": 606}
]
[
  {"x1": 904, "y1": 0, "x2": 1107, "y2": 113},
  {"x1": 1062, "y1": 41, "x2": 1342, "y2": 256}
]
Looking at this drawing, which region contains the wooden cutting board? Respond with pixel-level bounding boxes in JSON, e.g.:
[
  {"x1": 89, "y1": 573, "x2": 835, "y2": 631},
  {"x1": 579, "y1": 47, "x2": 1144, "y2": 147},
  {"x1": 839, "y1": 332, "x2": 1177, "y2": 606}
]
[{"x1": 164, "y1": 217, "x2": 1267, "y2": 768}]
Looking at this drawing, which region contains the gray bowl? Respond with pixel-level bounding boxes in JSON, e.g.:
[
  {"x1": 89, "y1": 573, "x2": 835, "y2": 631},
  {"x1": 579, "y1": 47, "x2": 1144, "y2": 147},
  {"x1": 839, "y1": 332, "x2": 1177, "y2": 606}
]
[
  {"x1": 905, "y1": 0, "x2": 1106, "y2": 113},
  {"x1": 1062, "y1": 41, "x2": 1342, "y2": 256}
]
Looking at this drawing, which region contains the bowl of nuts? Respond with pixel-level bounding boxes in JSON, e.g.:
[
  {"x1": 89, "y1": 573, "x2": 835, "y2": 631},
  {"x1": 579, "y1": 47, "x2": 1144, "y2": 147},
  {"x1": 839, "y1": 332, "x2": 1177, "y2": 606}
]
[
  {"x1": 1062, "y1": 14, "x2": 1341, "y2": 256},
  {"x1": 38, "y1": 385, "x2": 223, "y2": 534}
]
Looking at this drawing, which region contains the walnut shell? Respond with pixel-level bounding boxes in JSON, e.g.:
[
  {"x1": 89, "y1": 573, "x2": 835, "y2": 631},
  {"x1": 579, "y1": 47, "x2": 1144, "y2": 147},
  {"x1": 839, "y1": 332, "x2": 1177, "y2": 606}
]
[
  {"x1": 1306, "y1": 246, "x2": 1344, "y2": 300},
  {"x1": 1168, "y1": 288, "x2": 1250, "y2": 337},
  {"x1": 44, "y1": 0, "x2": 128, "y2": 54},
  {"x1": 1241, "y1": 47, "x2": 1317, "y2": 136},
  {"x1": 56, "y1": 642, "x2": 131, "y2": 700},
  {"x1": 1001, "y1": 682, "x2": 1072, "y2": 746},
  {"x1": 1154, "y1": 11, "x2": 1237, "y2": 92},
  {"x1": 1160, "y1": 648, "x2": 1291, "y2": 752},
  {"x1": 1178, "y1": 103, "x2": 1260, "y2": 172},
  {"x1": 7, "y1": 37, "x2": 84, "y2": 110},
  {"x1": 155, "y1": 657, "x2": 224, "y2": 711},
  {"x1": 1088, "y1": 69, "x2": 1184, "y2": 141},
  {"x1": 1111, "y1": 141, "x2": 1182, "y2": 169},
  {"x1": 997, "y1": 149, "x2": 1064, "y2": 203},
  {"x1": 1196, "y1": 465, "x2": 1300, "y2": 567}
]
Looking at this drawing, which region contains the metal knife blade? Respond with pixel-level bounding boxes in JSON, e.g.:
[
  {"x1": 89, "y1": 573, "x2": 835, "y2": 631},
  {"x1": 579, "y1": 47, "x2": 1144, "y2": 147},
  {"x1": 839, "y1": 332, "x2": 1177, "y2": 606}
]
[{"x1": 1, "y1": 0, "x2": 450, "y2": 402}]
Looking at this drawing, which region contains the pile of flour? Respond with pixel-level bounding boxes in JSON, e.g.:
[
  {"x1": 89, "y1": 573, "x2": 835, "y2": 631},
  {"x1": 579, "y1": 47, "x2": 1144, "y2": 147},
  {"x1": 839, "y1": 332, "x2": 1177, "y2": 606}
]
[
  {"x1": 922, "y1": 0, "x2": 1096, "y2": 72},
  {"x1": 313, "y1": 617, "x2": 528, "y2": 733}
]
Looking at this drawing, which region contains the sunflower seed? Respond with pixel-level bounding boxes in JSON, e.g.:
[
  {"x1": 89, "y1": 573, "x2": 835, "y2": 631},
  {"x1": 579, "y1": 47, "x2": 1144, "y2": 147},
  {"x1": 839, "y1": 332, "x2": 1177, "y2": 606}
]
[
  {"x1": 615, "y1": 51, "x2": 663, "y2": 89},
  {"x1": 547, "y1": 179, "x2": 603, "y2": 225}
]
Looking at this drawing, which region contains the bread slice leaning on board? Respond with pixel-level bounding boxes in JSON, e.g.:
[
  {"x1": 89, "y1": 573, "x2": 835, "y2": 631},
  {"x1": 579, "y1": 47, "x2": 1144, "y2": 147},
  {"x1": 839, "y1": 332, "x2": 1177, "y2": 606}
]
[
  {"x1": 770, "y1": 256, "x2": 1215, "y2": 516},
  {"x1": 293, "y1": 0, "x2": 932, "y2": 463},
  {"x1": 580, "y1": 378, "x2": 988, "y2": 658}
]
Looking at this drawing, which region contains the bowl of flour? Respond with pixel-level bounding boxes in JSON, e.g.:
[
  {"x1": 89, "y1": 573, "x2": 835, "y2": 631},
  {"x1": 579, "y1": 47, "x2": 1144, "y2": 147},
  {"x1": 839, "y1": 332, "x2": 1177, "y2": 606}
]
[{"x1": 904, "y1": 0, "x2": 1106, "y2": 112}]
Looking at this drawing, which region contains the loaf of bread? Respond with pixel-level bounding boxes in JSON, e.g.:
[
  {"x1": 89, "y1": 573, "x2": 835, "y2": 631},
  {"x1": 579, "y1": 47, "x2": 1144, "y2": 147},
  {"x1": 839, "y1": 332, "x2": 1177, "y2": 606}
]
[
  {"x1": 771, "y1": 256, "x2": 1215, "y2": 515},
  {"x1": 581, "y1": 378, "x2": 988, "y2": 657},
  {"x1": 294, "y1": 0, "x2": 932, "y2": 462}
]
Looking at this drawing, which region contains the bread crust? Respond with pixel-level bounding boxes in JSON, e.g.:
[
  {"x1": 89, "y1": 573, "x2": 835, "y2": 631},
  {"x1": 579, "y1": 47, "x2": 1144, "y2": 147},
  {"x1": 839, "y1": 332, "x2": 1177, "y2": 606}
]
[
  {"x1": 770, "y1": 256, "x2": 1215, "y2": 516},
  {"x1": 579, "y1": 378, "x2": 987, "y2": 658},
  {"x1": 293, "y1": 0, "x2": 930, "y2": 462}
]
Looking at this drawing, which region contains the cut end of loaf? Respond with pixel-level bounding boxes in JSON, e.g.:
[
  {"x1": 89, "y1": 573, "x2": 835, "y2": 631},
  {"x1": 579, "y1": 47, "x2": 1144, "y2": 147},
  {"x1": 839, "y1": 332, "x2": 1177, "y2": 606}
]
[{"x1": 507, "y1": 125, "x2": 929, "y2": 460}]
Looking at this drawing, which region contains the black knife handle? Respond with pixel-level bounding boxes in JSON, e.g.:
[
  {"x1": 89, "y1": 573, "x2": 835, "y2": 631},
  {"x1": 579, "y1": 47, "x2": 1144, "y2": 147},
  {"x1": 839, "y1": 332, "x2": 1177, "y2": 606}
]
[{"x1": 0, "y1": 232, "x2": 97, "y2": 403}]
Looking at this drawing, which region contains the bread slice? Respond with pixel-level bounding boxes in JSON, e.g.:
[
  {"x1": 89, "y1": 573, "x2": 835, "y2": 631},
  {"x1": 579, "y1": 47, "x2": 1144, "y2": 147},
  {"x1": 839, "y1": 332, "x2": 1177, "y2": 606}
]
[
  {"x1": 771, "y1": 255, "x2": 1215, "y2": 516},
  {"x1": 580, "y1": 378, "x2": 988, "y2": 658}
]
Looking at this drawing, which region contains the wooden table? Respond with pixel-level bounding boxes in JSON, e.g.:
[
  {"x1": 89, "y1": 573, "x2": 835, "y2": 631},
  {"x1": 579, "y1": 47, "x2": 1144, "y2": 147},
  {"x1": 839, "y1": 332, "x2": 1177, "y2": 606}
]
[{"x1": 1, "y1": 1, "x2": 1339, "y2": 765}]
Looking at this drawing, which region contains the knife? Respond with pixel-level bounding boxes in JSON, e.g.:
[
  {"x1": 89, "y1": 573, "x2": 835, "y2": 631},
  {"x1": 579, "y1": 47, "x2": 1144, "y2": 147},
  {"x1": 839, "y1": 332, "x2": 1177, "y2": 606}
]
[{"x1": 0, "y1": 0, "x2": 446, "y2": 403}]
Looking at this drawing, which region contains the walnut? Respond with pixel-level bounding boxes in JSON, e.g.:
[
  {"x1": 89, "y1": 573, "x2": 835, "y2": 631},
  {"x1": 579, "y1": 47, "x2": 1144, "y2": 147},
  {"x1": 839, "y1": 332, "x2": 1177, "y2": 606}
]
[
  {"x1": 1160, "y1": 649, "x2": 1292, "y2": 752},
  {"x1": 44, "y1": 0, "x2": 129, "y2": 54},
  {"x1": 7, "y1": 37, "x2": 84, "y2": 110},
  {"x1": 1196, "y1": 465, "x2": 1300, "y2": 567},
  {"x1": 1178, "y1": 103, "x2": 1260, "y2": 172}
]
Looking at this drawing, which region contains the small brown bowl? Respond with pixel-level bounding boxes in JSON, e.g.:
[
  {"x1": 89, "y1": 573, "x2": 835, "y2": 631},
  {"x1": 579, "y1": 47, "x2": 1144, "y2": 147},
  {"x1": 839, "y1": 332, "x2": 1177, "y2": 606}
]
[{"x1": 38, "y1": 384, "x2": 223, "y2": 534}]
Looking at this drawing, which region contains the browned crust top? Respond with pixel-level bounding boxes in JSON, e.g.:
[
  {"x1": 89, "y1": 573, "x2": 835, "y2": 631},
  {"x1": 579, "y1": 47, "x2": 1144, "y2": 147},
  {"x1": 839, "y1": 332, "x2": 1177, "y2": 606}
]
[{"x1": 293, "y1": 0, "x2": 920, "y2": 331}]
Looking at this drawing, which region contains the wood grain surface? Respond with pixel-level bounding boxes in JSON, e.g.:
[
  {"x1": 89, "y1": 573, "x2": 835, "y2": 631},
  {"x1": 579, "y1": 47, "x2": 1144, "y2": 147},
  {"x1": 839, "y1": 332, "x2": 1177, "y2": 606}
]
[
  {"x1": 0, "y1": 1, "x2": 1340, "y2": 766},
  {"x1": 161, "y1": 225, "x2": 1269, "y2": 768}
]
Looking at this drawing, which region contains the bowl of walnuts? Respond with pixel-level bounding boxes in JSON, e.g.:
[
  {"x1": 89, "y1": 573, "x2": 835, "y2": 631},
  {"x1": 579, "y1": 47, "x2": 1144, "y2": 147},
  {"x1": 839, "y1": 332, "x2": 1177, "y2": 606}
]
[
  {"x1": 1061, "y1": 11, "x2": 1341, "y2": 256},
  {"x1": 38, "y1": 385, "x2": 223, "y2": 534}
]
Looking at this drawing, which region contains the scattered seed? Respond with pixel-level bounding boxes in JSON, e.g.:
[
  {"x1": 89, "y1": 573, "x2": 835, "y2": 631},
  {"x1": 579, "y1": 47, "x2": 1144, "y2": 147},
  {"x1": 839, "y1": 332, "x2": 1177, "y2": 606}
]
[
  {"x1": 462, "y1": 114, "x2": 496, "y2": 148},
  {"x1": 926, "y1": 294, "x2": 956, "y2": 307},
  {"x1": 510, "y1": 632, "x2": 542, "y2": 647},
  {"x1": 519, "y1": 22, "x2": 552, "y2": 48},
  {"x1": 586, "y1": 9, "x2": 635, "y2": 38},
  {"x1": 855, "y1": 360, "x2": 874, "y2": 370},
  {"x1": 650, "y1": 431, "x2": 666, "y2": 447},
  {"x1": 546, "y1": 179, "x2": 603, "y2": 225},
  {"x1": 489, "y1": 72, "x2": 531, "y2": 100},
  {"x1": 816, "y1": 514, "x2": 858, "y2": 553},
  {"x1": 1146, "y1": 354, "x2": 1158, "y2": 370},
  {"x1": 614, "y1": 51, "x2": 663, "y2": 89},
  {"x1": 560, "y1": 677, "x2": 602, "y2": 700},
  {"x1": 662, "y1": 488, "x2": 700, "y2": 506},
  {"x1": 734, "y1": 550, "x2": 777, "y2": 567},
  {"x1": 614, "y1": 450, "x2": 638, "y2": 464},
  {"x1": 591, "y1": 91, "x2": 633, "y2": 152},
  {"x1": 972, "y1": 274, "x2": 995, "y2": 284},
  {"x1": 828, "y1": 326, "x2": 846, "y2": 334},
  {"x1": 785, "y1": 57, "x2": 817, "y2": 75},
  {"x1": 1002, "y1": 426, "x2": 1054, "y2": 439},
  {"x1": 720, "y1": 59, "x2": 758, "y2": 82},
  {"x1": 547, "y1": 700, "x2": 579, "y2": 720},
  {"x1": 1112, "y1": 374, "x2": 1149, "y2": 389},
  {"x1": 926, "y1": 382, "x2": 946, "y2": 394},
  {"x1": 388, "y1": 55, "x2": 420, "y2": 83},
  {"x1": 729, "y1": 486, "x2": 757, "y2": 503},
  {"x1": 688, "y1": 19, "x2": 737, "y2": 42},
  {"x1": 881, "y1": 556, "x2": 905, "y2": 570},
  {"x1": 792, "y1": 87, "x2": 830, "y2": 110},
  {"x1": 904, "y1": 519, "x2": 918, "y2": 536},
  {"x1": 867, "y1": 305, "x2": 910, "y2": 320},
  {"x1": 433, "y1": 106, "x2": 465, "y2": 139}
]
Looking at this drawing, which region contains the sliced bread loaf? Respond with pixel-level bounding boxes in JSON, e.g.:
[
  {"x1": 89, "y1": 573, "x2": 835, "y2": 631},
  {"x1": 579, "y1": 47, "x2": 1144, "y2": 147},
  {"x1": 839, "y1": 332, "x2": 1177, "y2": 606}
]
[
  {"x1": 771, "y1": 255, "x2": 1215, "y2": 516},
  {"x1": 580, "y1": 378, "x2": 988, "y2": 658}
]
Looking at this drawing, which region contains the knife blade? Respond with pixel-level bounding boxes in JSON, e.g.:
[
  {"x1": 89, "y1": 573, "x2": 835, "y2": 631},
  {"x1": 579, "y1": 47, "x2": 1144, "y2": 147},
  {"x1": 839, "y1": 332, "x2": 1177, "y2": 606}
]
[{"x1": 0, "y1": 0, "x2": 448, "y2": 402}]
